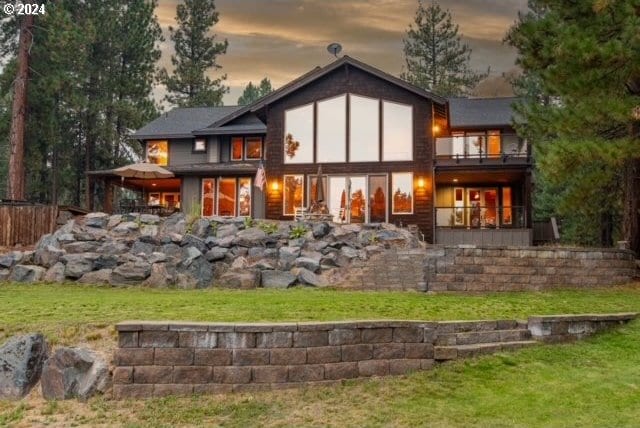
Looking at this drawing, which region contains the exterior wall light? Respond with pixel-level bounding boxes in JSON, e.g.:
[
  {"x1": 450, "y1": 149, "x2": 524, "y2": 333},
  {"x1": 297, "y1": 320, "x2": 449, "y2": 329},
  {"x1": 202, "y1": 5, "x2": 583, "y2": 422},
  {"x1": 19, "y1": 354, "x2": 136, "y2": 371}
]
[
  {"x1": 271, "y1": 181, "x2": 279, "y2": 191},
  {"x1": 432, "y1": 124, "x2": 441, "y2": 135},
  {"x1": 418, "y1": 177, "x2": 425, "y2": 188}
]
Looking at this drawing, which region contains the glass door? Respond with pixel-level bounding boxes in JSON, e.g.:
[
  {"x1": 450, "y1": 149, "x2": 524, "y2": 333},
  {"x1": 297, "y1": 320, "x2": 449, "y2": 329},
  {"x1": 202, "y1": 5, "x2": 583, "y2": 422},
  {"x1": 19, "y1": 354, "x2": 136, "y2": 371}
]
[
  {"x1": 368, "y1": 175, "x2": 387, "y2": 223},
  {"x1": 467, "y1": 188, "x2": 498, "y2": 228},
  {"x1": 328, "y1": 176, "x2": 368, "y2": 223}
]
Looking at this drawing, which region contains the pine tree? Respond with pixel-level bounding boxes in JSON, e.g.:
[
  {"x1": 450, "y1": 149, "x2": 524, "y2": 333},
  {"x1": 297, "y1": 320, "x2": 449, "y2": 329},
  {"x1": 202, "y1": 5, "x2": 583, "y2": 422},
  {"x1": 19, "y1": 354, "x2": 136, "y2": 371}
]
[
  {"x1": 401, "y1": 0, "x2": 488, "y2": 97},
  {"x1": 237, "y1": 78, "x2": 273, "y2": 105},
  {"x1": 159, "y1": 0, "x2": 228, "y2": 107},
  {"x1": 506, "y1": 0, "x2": 640, "y2": 250}
]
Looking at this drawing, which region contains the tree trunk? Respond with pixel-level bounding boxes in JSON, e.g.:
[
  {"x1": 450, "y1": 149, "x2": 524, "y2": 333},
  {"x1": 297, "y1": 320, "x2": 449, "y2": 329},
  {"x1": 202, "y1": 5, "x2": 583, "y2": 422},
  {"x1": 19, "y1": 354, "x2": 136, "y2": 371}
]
[
  {"x1": 7, "y1": 14, "x2": 35, "y2": 201},
  {"x1": 623, "y1": 156, "x2": 640, "y2": 255}
]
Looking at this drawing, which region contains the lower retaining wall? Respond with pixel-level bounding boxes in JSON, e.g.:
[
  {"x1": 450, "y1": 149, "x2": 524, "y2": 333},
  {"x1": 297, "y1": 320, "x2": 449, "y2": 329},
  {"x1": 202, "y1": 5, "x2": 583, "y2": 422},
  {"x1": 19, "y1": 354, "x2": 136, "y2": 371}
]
[
  {"x1": 113, "y1": 313, "x2": 637, "y2": 399},
  {"x1": 426, "y1": 246, "x2": 637, "y2": 292}
]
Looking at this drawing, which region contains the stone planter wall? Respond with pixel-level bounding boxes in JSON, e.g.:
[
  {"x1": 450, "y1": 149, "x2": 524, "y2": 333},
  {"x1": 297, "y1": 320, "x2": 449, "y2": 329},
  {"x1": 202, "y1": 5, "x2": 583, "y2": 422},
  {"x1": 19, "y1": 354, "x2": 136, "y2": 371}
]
[
  {"x1": 425, "y1": 246, "x2": 637, "y2": 292},
  {"x1": 112, "y1": 313, "x2": 637, "y2": 399}
]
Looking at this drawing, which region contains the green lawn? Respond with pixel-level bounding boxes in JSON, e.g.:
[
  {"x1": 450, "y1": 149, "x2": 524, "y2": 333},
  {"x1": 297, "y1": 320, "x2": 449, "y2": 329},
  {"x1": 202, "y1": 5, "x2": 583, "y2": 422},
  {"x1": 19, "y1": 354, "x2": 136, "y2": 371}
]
[{"x1": 1, "y1": 283, "x2": 640, "y2": 427}]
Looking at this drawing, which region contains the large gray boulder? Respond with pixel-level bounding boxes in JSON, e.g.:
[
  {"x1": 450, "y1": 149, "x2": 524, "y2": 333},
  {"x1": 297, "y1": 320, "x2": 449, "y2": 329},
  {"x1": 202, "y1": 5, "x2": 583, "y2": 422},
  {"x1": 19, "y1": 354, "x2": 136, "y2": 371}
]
[
  {"x1": 0, "y1": 251, "x2": 23, "y2": 269},
  {"x1": 9, "y1": 265, "x2": 46, "y2": 283},
  {"x1": 278, "y1": 246, "x2": 301, "y2": 270},
  {"x1": 110, "y1": 261, "x2": 152, "y2": 285},
  {"x1": 261, "y1": 270, "x2": 296, "y2": 289},
  {"x1": 205, "y1": 247, "x2": 228, "y2": 262},
  {"x1": 177, "y1": 256, "x2": 212, "y2": 288},
  {"x1": 312, "y1": 222, "x2": 331, "y2": 239},
  {"x1": 217, "y1": 269, "x2": 260, "y2": 289},
  {"x1": 216, "y1": 223, "x2": 238, "y2": 239},
  {"x1": 190, "y1": 218, "x2": 212, "y2": 238},
  {"x1": 62, "y1": 253, "x2": 98, "y2": 279},
  {"x1": 294, "y1": 257, "x2": 321, "y2": 273},
  {"x1": 294, "y1": 267, "x2": 326, "y2": 287},
  {"x1": 84, "y1": 212, "x2": 109, "y2": 229},
  {"x1": 180, "y1": 234, "x2": 208, "y2": 254},
  {"x1": 41, "y1": 347, "x2": 109, "y2": 401},
  {"x1": 0, "y1": 334, "x2": 48, "y2": 399},
  {"x1": 233, "y1": 227, "x2": 267, "y2": 247},
  {"x1": 43, "y1": 263, "x2": 66, "y2": 283},
  {"x1": 142, "y1": 263, "x2": 175, "y2": 288},
  {"x1": 112, "y1": 221, "x2": 139, "y2": 235},
  {"x1": 78, "y1": 269, "x2": 112, "y2": 285}
]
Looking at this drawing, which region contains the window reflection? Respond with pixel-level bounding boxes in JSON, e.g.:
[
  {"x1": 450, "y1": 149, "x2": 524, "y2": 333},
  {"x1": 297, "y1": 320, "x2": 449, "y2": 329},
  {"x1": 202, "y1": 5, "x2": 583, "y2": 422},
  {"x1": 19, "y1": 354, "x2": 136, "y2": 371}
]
[
  {"x1": 238, "y1": 178, "x2": 252, "y2": 216},
  {"x1": 350, "y1": 95, "x2": 379, "y2": 162},
  {"x1": 317, "y1": 95, "x2": 346, "y2": 163},
  {"x1": 284, "y1": 104, "x2": 314, "y2": 163},
  {"x1": 392, "y1": 172, "x2": 413, "y2": 214},
  {"x1": 146, "y1": 140, "x2": 168, "y2": 165},
  {"x1": 245, "y1": 138, "x2": 262, "y2": 160},
  {"x1": 283, "y1": 175, "x2": 304, "y2": 215},
  {"x1": 218, "y1": 178, "x2": 236, "y2": 217},
  {"x1": 368, "y1": 175, "x2": 387, "y2": 223},
  {"x1": 231, "y1": 137, "x2": 243, "y2": 160},
  {"x1": 202, "y1": 178, "x2": 216, "y2": 217},
  {"x1": 383, "y1": 102, "x2": 413, "y2": 161}
]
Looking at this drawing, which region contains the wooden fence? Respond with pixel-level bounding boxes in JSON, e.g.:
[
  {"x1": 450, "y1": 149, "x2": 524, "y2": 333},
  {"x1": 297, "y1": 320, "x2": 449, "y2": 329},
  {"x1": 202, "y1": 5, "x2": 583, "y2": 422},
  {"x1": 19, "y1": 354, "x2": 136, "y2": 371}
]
[{"x1": 0, "y1": 204, "x2": 59, "y2": 247}]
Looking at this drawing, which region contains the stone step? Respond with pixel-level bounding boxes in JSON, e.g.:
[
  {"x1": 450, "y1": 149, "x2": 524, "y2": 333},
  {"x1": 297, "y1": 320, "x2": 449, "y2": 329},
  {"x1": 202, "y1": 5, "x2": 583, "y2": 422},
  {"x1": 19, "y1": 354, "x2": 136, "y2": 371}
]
[
  {"x1": 437, "y1": 320, "x2": 527, "y2": 333},
  {"x1": 434, "y1": 340, "x2": 538, "y2": 361},
  {"x1": 435, "y1": 328, "x2": 531, "y2": 346}
]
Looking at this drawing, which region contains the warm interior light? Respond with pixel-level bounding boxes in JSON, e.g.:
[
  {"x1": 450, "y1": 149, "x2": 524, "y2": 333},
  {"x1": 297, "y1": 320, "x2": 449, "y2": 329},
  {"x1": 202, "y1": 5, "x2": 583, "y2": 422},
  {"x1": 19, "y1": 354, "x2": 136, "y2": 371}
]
[
  {"x1": 271, "y1": 181, "x2": 279, "y2": 191},
  {"x1": 432, "y1": 124, "x2": 441, "y2": 135},
  {"x1": 453, "y1": 178, "x2": 459, "y2": 183},
  {"x1": 152, "y1": 183, "x2": 157, "y2": 187},
  {"x1": 417, "y1": 177, "x2": 425, "y2": 188}
]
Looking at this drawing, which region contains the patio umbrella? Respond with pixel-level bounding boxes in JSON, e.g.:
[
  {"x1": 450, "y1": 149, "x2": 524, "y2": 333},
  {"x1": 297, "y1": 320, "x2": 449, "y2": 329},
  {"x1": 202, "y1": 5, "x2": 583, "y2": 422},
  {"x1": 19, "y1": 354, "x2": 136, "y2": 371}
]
[
  {"x1": 113, "y1": 162, "x2": 174, "y2": 179},
  {"x1": 315, "y1": 165, "x2": 325, "y2": 204}
]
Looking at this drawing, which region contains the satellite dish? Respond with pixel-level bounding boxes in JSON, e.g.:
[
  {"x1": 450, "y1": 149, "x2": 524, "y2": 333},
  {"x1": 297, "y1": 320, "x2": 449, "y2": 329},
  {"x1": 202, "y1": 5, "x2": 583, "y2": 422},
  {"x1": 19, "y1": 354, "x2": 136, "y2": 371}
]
[{"x1": 327, "y1": 43, "x2": 342, "y2": 58}]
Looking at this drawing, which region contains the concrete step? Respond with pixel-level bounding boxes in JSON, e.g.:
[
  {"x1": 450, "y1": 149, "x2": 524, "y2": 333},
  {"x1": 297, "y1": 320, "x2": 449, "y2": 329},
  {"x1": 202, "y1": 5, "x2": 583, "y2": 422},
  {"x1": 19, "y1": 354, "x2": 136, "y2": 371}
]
[
  {"x1": 434, "y1": 340, "x2": 538, "y2": 361},
  {"x1": 435, "y1": 329, "x2": 532, "y2": 346}
]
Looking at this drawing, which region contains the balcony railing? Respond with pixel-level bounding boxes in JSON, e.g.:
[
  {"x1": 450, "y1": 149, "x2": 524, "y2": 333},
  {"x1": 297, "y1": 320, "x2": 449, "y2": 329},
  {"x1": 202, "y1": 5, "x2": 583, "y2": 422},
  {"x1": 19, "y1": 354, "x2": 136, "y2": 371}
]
[
  {"x1": 435, "y1": 205, "x2": 527, "y2": 229},
  {"x1": 435, "y1": 134, "x2": 529, "y2": 162}
]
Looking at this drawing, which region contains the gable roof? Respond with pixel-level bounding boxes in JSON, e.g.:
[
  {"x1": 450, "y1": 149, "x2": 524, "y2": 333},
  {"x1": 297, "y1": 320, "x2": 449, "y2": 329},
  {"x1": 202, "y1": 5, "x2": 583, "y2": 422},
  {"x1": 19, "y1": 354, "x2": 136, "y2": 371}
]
[
  {"x1": 209, "y1": 55, "x2": 447, "y2": 129},
  {"x1": 131, "y1": 105, "x2": 242, "y2": 139},
  {"x1": 448, "y1": 97, "x2": 520, "y2": 128}
]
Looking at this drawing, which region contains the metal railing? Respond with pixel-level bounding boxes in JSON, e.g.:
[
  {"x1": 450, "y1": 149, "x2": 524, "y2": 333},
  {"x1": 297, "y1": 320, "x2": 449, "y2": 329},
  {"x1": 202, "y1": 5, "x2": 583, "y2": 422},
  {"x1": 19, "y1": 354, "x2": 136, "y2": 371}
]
[
  {"x1": 435, "y1": 205, "x2": 527, "y2": 229},
  {"x1": 435, "y1": 134, "x2": 529, "y2": 161}
]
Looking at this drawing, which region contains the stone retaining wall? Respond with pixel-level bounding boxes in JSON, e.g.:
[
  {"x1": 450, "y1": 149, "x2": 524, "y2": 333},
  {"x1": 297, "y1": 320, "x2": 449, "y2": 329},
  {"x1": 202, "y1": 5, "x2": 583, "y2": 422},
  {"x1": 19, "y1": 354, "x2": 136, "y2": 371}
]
[
  {"x1": 113, "y1": 313, "x2": 637, "y2": 399},
  {"x1": 426, "y1": 246, "x2": 637, "y2": 292},
  {"x1": 528, "y1": 313, "x2": 637, "y2": 343}
]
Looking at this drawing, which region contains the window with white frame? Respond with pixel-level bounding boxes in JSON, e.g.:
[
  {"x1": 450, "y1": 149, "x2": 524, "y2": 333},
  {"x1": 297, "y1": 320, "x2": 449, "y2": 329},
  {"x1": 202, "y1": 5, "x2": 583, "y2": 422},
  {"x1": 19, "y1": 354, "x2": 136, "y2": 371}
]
[
  {"x1": 283, "y1": 175, "x2": 304, "y2": 215},
  {"x1": 284, "y1": 104, "x2": 314, "y2": 163},
  {"x1": 349, "y1": 94, "x2": 380, "y2": 162},
  {"x1": 382, "y1": 101, "x2": 413, "y2": 161},
  {"x1": 316, "y1": 95, "x2": 346, "y2": 163},
  {"x1": 391, "y1": 172, "x2": 413, "y2": 214}
]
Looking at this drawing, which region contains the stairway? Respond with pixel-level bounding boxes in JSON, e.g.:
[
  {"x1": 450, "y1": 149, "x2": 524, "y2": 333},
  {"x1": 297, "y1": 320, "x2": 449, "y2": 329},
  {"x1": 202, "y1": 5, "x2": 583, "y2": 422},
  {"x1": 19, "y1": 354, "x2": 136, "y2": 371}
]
[{"x1": 434, "y1": 320, "x2": 538, "y2": 361}]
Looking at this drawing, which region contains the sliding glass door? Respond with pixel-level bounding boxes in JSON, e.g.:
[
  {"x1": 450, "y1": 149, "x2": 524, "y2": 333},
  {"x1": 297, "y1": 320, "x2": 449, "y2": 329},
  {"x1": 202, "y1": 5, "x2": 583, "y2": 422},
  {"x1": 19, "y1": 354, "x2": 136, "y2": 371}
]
[{"x1": 201, "y1": 177, "x2": 252, "y2": 218}]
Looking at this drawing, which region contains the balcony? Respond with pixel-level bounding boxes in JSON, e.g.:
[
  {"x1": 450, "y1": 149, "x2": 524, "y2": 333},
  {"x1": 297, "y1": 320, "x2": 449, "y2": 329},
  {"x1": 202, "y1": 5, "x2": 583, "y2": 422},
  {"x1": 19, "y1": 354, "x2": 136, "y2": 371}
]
[{"x1": 435, "y1": 134, "x2": 531, "y2": 166}]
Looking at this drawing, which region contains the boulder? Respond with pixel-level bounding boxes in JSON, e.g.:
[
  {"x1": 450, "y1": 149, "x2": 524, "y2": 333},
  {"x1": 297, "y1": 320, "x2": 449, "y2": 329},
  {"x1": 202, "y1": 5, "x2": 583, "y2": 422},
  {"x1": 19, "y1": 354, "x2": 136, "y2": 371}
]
[
  {"x1": 216, "y1": 224, "x2": 238, "y2": 239},
  {"x1": 112, "y1": 221, "x2": 139, "y2": 235},
  {"x1": 183, "y1": 246, "x2": 203, "y2": 263},
  {"x1": 130, "y1": 240, "x2": 155, "y2": 256},
  {"x1": 146, "y1": 252, "x2": 167, "y2": 264},
  {"x1": 0, "y1": 251, "x2": 23, "y2": 269},
  {"x1": 278, "y1": 246, "x2": 301, "y2": 270},
  {"x1": 140, "y1": 225, "x2": 159, "y2": 237},
  {"x1": 56, "y1": 233, "x2": 76, "y2": 244},
  {"x1": 190, "y1": 218, "x2": 212, "y2": 238},
  {"x1": 180, "y1": 234, "x2": 208, "y2": 254},
  {"x1": 9, "y1": 265, "x2": 46, "y2": 283},
  {"x1": 93, "y1": 254, "x2": 119, "y2": 270},
  {"x1": 110, "y1": 261, "x2": 151, "y2": 285},
  {"x1": 161, "y1": 213, "x2": 187, "y2": 236},
  {"x1": 312, "y1": 222, "x2": 331, "y2": 239},
  {"x1": 306, "y1": 240, "x2": 329, "y2": 252},
  {"x1": 217, "y1": 269, "x2": 260, "y2": 289},
  {"x1": 43, "y1": 263, "x2": 66, "y2": 283},
  {"x1": 233, "y1": 227, "x2": 267, "y2": 247},
  {"x1": 0, "y1": 269, "x2": 10, "y2": 281},
  {"x1": 0, "y1": 333, "x2": 48, "y2": 400},
  {"x1": 176, "y1": 257, "x2": 213, "y2": 288},
  {"x1": 252, "y1": 259, "x2": 276, "y2": 270},
  {"x1": 34, "y1": 245, "x2": 65, "y2": 268},
  {"x1": 231, "y1": 257, "x2": 248, "y2": 269},
  {"x1": 261, "y1": 270, "x2": 296, "y2": 288},
  {"x1": 205, "y1": 247, "x2": 228, "y2": 262},
  {"x1": 294, "y1": 267, "x2": 326, "y2": 287},
  {"x1": 78, "y1": 269, "x2": 112, "y2": 285},
  {"x1": 62, "y1": 254, "x2": 98, "y2": 279},
  {"x1": 140, "y1": 214, "x2": 160, "y2": 225},
  {"x1": 97, "y1": 241, "x2": 129, "y2": 256},
  {"x1": 160, "y1": 243, "x2": 183, "y2": 260},
  {"x1": 142, "y1": 263, "x2": 175, "y2": 288},
  {"x1": 294, "y1": 257, "x2": 321, "y2": 273},
  {"x1": 84, "y1": 212, "x2": 109, "y2": 229},
  {"x1": 106, "y1": 214, "x2": 122, "y2": 229},
  {"x1": 41, "y1": 347, "x2": 109, "y2": 401},
  {"x1": 62, "y1": 241, "x2": 101, "y2": 254}
]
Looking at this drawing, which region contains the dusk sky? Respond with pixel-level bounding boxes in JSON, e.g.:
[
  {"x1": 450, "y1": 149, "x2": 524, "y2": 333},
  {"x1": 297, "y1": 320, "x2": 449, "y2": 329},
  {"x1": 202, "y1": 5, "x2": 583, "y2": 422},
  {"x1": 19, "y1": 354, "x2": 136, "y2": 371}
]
[{"x1": 156, "y1": 0, "x2": 528, "y2": 106}]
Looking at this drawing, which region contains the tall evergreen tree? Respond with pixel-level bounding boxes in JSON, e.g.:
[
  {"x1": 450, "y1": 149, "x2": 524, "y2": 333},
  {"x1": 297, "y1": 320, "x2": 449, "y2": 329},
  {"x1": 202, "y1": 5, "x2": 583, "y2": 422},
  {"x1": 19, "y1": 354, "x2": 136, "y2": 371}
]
[
  {"x1": 401, "y1": 0, "x2": 488, "y2": 97},
  {"x1": 237, "y1": 78, "x2": 273, "y2": 105},
  {"x1": 159, "y1": 0, "x2": 228, "y2": 107},
  {"x1": 506, "y1": 0, "x2": 640, "y2": 249}
]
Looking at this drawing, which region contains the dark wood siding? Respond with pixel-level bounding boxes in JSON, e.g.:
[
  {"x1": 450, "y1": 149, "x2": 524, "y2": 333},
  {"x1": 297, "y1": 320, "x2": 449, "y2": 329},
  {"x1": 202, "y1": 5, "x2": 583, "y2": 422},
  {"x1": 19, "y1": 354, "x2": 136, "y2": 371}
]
[
  {"x1": 263, "y1": 65, "x2": 435, "y2": 242},
  {"x1": 168, "y1": 138, "x2": 207, "y2": 166}
]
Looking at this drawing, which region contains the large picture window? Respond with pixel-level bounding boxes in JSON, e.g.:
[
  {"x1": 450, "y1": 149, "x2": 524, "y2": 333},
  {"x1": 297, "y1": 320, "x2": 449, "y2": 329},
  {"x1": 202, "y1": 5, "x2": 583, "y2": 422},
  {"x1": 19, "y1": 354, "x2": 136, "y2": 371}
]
[
  {"x1": 245, "y1": 137, "x2": 263, "y2": 160},
  {"x1": 350, "y1": 95, "x2": 379, "y2": 162},
  {"x1": 383, "y1": 101, "x2": 413, "y2": 161},
  {"x1": 284, "y1": 104, "x2": 314, "y2": 163},
  {"x1": 317, "y1": 95, "x2": 346, "y2": 163},
  {"x1": 392, "y1": 172, "x2": 413, "y2": 214},
  {"x1": 146, "y1": 140, "x2": 168, "y2": 165},
  {"x1": 283, "y1": 175, "x2": 304, "y2": 215}
]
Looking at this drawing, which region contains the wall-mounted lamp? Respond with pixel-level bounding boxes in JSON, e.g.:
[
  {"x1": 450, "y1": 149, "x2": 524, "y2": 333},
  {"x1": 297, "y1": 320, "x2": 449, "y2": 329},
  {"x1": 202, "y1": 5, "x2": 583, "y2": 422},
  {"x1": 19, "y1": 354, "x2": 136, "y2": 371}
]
[
  {"x1": 271, "y1": 181, "x2": 279, "y2": 191},
  {"x1": 432, "y1": 124, "x2": 441, "y2": 135},
  {"x1": 453, "y1": 178, "x2": 458, "y2": 183},
  {"x1": 417, "y1": 177, "x2": 425, "y2": 188},
  {"x1": 152, "y1": 183, "x2": 157, "y2": 187}
]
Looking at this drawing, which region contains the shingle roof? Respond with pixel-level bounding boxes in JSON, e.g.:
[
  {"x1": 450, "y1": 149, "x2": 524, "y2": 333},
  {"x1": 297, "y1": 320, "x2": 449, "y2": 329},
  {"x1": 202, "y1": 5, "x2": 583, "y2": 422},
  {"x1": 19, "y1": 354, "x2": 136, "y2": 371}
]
[
  {"x1": 448, "y1": 97, "x2": 520, "y2": 128},
  {"x1": 131, "y1": 106, "x2": 242, "y2": 139}
]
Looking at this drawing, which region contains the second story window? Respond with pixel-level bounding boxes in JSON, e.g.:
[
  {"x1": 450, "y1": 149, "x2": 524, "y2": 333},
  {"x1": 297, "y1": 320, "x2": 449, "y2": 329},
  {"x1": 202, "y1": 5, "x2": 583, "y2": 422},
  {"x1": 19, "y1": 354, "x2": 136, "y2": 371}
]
[
  {"x1": 193, "y1": 138, "x2": 207, "y2": 153},
  {"x1": 245, "y1": 137, "x2": 263, "y2": 159},
  {"x1": 146, "y1": 140, "x2": 168, "y2": 166},
  {"x1": 231, "y1": 137, "x2": 244, "y2": 160}
]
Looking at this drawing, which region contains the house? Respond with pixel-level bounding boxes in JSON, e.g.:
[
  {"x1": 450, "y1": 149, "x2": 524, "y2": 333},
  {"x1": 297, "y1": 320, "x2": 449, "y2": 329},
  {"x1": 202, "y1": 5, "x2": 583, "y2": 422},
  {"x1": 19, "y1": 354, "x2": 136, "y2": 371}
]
[{"x1": 87, "y1": 56, "x2": 532, "y2": 245}]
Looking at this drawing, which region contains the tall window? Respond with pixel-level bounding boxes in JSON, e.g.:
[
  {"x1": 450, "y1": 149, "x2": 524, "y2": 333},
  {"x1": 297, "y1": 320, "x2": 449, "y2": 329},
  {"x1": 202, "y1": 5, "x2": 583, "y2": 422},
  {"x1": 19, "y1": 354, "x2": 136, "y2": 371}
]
[
  {"x1": 146, "y1": 140, "x2": 168, "y2": 165},
  {"x1": 238, "y1": 178, "x2": 252, "y2": 216},
  {"x1": 218, "y1": 178, "x2": 236, "y2": 216},
  {"x1": 231, "y1": 137, "x2": 243, "y2": 160},
  {"x1": 392, "y1": 172, "x2": 413, "y2": 214},
  {"x1": 368, "y1": 175, "x2": 387, "y2": 223},
  {"x1": 316, "y1": 95, "x2": 346, "y2": 163},
  {"x1": 283, "y1": 175, "x2": 304, "y2": 215},
  {"x1": 383, "y1": 101, "x2": 413, "y2": 161},
  {"x1": 350, "y1": 95, "x2": 379, "y2": 162},
  {"x1": 284, "y1": 104, "x2": 313, "y2": 163},
  {"x1": 202, "y1": 179, "x2": 216, "y2": 217}
]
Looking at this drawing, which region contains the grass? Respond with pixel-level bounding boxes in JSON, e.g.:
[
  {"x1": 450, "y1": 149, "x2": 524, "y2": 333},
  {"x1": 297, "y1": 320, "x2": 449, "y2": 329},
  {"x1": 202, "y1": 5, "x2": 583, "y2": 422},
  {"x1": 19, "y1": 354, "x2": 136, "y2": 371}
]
[{"x1": 0, "y1": 282, "x2": 640, "y2": 426}]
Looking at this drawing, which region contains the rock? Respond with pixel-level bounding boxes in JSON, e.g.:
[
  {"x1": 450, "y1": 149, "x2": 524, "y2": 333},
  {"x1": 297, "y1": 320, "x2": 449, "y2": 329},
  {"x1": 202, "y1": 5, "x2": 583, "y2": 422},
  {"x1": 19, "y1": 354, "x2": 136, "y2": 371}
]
[
  {"x1": 142, "y1": 263, "x2": 175, "y2": 288},
  {"x1": 0, "y1": 251, "x2": 23, "y2": 269},
  {"x1": 312, "y1": 222, "x2": 331, "y2": 239},
  {"x1": 0, "y1": 333, "x2": 48, "y2": 400},
  {"x1": 62, "y1": 241, "x2": 101, "y2": 254},
  {"x1": 73, "y1": 225, "x2": 107, "y2": 241},
  {"x1": 43, "y1": 263, "x2": 66, "y2": 283},
  {"x1": 278, "y1": 246, "x2": 301, "y2": 270},
  {"x1": 78, "y1": 269, "x2": 112, "y2": 285},
  {"x1": 110, "y1": 261, "x2": 151, "y2": 285},
  {"x1": 8, "y1": 265, "x2": 46, "y2": 283},
  {"x1": 214, "y1": 235, "x2": 235, "y2": 248},
  {"x1": 261, "y1": 270, "x2": 296, "y2": 288},
  {"x1": 121, "y1": 212, "x2": 140, "y2": 222},
  {"x1": 190, "y1": 218, "x2": 212, "y2": 238},
  {"x1": 140, "y1": 214, "x2": 160, "y2": 225},
  {"x1": 233, "y1": 227, "x2": 267, "y2": 247},
  {"x1": 231, "y1": 257, "x2": 248, "y2": 269},
  {"x1": 41, "y1": 347, "x2": 109, "y2": 401},
  {"x1": 93, "y1": 254, "x2": 119, "y2": 270},
  {"x1": 160, "y1": 243, "x2": 183, "y2": 259},
  {"x1": 306, "y1": 240, "x2": 329, "y2": 252},
  {"x1": 106, "y1": 214, "x2": 122, "y2": 229},
  {"x1": 112, "y1": 221, "x2": 139, "y2": 235},
  {"x1": 252, "y1": 259, "x2": 276, "y2": 270},
  {"x1": 177, "y1": 257, "x2": 212, "y2": 288},
  {"x1": 320, "y1": 253, "x2": 339, "y2": 268},
  {"x1": 217, "y1": 269, "x2": 260, "y2": 289},
  {"x1": 146, "y1": 252, "x2": 167, "y2": 264},
  {"x1": 205, "y1": 247, "x2": 228, "y2": 262},
  {"x1": 294, "y1": 267, "x2": 326, "y2": 287},
  {"x1": 180, "y1": 234, "x2": 208, "y2": 254},
  {"x1": 301, "y1": 250, "x2": 323, "y2": 261},
  {"x1": 161, "y1": 213, "x2": 187, "y2": 236},
  {"x1": 365, "y1": 245, "x2": 384, "y2": 256},
  {"x1": 34, "y1": 245, "x2": 65, "y2": 268},
  {"x1": 56, "y1": 233, "x2": 76, "y2": 244},
  {"x1": 97, "y1": 241, "x2": 129, "y2": 255},
  {"x1": 130, "y1": 240, "x2": 155, "y2": 256},
  {"x1": 0, "y1": 269, "x2": 10, "y2": 281},
  {"x1": 216, "y1": 224, "x2": 238, "y2": 239},
  {"x1": 140, "y1": 225, "x2": 159, "y2": 237},
  {"x1": 294, "y1": 257, "x2": 321, "y2": 273},
  {"x1": 337, "y1": 246, "x2": 360, "y2": 267},
  {"x1": 288, "y1": 238, "x2": 306, "y2": 247},
  {"x1": 62, "y1": 254, "x2": 98, "y2": 279},
  {"x1": 183, "y1": 246, "x2": 203, "y2": 263},
  {"x1": 248, "y1": 247, "x2": 266, "y2": 260},
  {"x1": 84, "y1": 213, "x2": 109, "y2": 228},
  {"x1": 56, "y1": 210, "x2": 74, "y2": 226}
]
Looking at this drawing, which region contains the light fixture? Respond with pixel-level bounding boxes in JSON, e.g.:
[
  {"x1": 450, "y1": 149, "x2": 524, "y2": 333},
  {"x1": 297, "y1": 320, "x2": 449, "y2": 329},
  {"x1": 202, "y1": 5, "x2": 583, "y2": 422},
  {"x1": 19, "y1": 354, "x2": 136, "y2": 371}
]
[
  {"x1": 432, "y1": 124, "x2": 441, "y2": 135},
  {"x1": 152, "y1": 183, "x2": 157, "y2": 187},
  {"x1": 453, "y1": 178, "x2": 458, "y2": 183},
  {"x1": 271, "y1": 181, "x2": 279, "y2": 191},
  {"x1": 417, "y1": 177, "x2": 425, "y2": 188}
]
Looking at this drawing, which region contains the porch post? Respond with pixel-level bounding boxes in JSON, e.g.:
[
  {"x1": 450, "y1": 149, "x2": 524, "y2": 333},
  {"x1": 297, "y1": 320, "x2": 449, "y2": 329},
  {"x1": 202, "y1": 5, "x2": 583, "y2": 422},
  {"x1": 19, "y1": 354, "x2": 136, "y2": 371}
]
[{"x1": 104, "y1": 179, "x2": 114, "y2": 214}]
